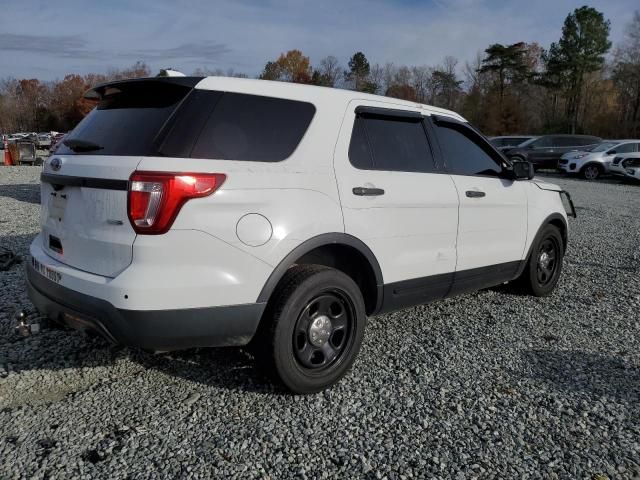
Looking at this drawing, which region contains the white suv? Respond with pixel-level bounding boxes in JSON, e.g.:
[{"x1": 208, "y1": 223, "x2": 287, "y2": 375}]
[
  {"x1": 558, "y1": 140, "x2": 640, "y2": 179},
  {"x1": 27, "y1": 76, "x2": 575, "y2": 393}
]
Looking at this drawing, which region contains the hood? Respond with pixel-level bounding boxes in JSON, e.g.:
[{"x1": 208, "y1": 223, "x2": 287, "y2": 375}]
[
  {"x1": 533, "y1": 181, "x2": 563, "y2": 192},
  {"x1": 563, "y1": 150, "x2": 601, "y2": 161}
]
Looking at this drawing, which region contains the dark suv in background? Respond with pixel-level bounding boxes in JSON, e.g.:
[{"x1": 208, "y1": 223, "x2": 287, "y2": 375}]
[
  {"x1": 504, "y1": 134, "x2": 602, "y2": 169},
  {"x1": 489, "y1": 136, "x2": 535, "y2": 151}
]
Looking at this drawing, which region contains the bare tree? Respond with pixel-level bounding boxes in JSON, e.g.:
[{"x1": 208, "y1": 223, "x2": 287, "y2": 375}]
[{"x1": 317, "y1": 56, "x2": 342, "y2": 87}]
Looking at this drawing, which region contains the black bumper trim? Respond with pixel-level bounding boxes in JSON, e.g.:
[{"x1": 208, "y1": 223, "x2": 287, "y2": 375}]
[{"x1": 26, "y1": 261, "x2": 266, "y2": 351}]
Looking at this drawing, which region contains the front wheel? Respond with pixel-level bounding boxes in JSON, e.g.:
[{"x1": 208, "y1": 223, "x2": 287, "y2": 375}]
[
  {"x1": 516, "y1": 225, "x2": 564, "y2": 297},
  {"x1": 253, "y1": 265, "x2": 367, "y2": 394},
  {"x1": 581, "y1": 164, "x2": 602, "y2": 180}
]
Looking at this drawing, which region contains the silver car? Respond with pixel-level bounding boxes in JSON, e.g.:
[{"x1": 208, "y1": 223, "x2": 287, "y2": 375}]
[{"x1": 558, "y1": 140, "x2": 640, "y2": 179}]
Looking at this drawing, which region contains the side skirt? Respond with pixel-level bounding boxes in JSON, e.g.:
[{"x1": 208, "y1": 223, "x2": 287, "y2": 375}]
[{"x1": 378, "y1": 260, "x2": 523, "y2": 314}]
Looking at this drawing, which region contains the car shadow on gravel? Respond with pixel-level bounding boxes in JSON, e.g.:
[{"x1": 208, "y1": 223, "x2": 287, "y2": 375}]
[
  {"x1": 133, "y1": 347, "x2": 282, "y2": 394},
  {"x1": 2, "y1": 329, "x2": 279, "y2": 396},
  {"x1": 0, "y1": 183, "x2": 40, "y2": 204},
  {"x1": 520, "y1": 350, "x2": 640, "y2": 403}
]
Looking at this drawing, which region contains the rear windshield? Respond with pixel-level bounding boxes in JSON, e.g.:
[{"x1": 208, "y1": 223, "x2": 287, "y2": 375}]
[
  {"x1": 58, "y1": 83, "x2": 316, "y2": 161},
  {"x1": 56, "y1": 81, "x2": 192, "y2": 156}
]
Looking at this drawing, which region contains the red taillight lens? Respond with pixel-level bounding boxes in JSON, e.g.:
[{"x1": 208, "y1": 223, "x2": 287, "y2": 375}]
[{"x1": 128, "y1": 172, "x2": 226, "y2": 234}]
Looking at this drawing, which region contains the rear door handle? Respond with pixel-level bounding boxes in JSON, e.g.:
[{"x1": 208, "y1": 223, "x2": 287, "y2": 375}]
[
  {"x1": 465, "y1": 190, "x2": 486, "y2": 198},
  {"x1": 353, "y1": 187, "x2": 385, "y2": 196}
]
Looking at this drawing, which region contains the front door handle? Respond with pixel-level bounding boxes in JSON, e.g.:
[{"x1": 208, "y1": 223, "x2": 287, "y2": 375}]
[
  {"x1": 465, "y1": 190, "x2": 486, "y2": 198},
  {"x1": 353, "y1": 187, "x2": 385, "y2": 196}
]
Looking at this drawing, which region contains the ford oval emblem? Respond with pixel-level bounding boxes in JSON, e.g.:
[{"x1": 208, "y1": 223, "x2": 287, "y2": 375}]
[{"x1": 50, "y1": 158, "x2": 61, "y2": 171}]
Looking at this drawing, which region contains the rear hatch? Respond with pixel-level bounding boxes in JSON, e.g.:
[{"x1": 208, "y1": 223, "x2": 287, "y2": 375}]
[{"x1": 40, "y1": 78, "x2": 199, "y2": 277}]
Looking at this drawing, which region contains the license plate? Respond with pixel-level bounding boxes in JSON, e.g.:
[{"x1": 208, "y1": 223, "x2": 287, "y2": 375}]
[
  {"x1": 48, "y1": 194, "x2": 67, "y2": 221},
  {"x1": 31, "y1": 257, "x2": 62, "y2": 283}
]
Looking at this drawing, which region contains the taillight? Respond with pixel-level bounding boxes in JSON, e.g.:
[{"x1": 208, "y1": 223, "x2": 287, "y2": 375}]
[{"x1": 128, "y1": 172, "x2": 226, "y2": 234}]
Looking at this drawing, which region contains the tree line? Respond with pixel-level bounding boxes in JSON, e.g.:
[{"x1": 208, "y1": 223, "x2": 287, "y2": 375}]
[{"x1": 1, "y1": 6, "x2": 638, "y2": 138}]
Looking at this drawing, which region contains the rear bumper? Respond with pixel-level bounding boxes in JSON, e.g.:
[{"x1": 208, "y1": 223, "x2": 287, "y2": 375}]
[{"x1": 26, "y1": 260, "x2": 266, "y2": 351}]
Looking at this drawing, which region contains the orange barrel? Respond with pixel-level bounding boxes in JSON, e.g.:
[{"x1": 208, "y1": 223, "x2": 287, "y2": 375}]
[{"x1": 3, "y1": 140, "x2": 13, "y2": 166}]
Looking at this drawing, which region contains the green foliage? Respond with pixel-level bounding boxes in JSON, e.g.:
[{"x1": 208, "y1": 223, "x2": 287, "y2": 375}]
[
  {"x1": 543, "y1": 6, "x2": 611, "y2": 132},
  {"x1": 479, "y1": 43, "x2": 530, "y2": 88},
  {"x1": 346, "y1": 52, "x2": 372, "y2": 91}
]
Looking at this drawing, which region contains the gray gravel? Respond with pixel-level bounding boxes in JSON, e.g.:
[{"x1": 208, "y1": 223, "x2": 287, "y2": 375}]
[{"x1": 1, "y1": 166, "x2": 639, "y2": 479}]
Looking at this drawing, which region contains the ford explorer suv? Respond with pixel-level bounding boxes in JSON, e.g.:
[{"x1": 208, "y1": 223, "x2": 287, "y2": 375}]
[
  {"x1": 27, "y1": 76, "x2": 575, "y2": 393},
  {"x1": 505, "y1": 134, "x2": 601, "y2": 169}
]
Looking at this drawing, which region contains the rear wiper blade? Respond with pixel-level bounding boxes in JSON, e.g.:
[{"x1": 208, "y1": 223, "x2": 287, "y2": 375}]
[{"x1": 63, "y1": 138, "x2": 104, "y2": 152}]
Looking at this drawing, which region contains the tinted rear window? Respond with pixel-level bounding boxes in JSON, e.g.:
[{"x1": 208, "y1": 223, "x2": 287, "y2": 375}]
[
  {"x1": 188, "y1": 92, "x2": 315, "y2": 162},
  {"x1": 348, "y1": 114, "x2": 436, "y2": 173},
  {"x1": 56, "y1": 81, "x2": 192, "y2": 156}
]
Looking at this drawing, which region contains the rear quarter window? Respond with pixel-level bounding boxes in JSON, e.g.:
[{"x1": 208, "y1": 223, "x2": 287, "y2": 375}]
[{"x1": 187, "y1": 92, "x2": 315, "y2": 162}]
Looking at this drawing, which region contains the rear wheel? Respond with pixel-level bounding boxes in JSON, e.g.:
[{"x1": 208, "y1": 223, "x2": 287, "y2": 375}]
[
  {"x1": 581, "y1": 164, "x2": 602, "y2": 180},
  {"x1": 516, "y1": 225, "x2": 564, "y2": 297},
  {"x1": 253, "y1": 265, "x2": 366, "y2": 394}
]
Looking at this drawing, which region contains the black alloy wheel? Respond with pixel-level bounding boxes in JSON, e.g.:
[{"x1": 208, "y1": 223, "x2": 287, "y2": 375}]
[
  {"x1": 252, "y1": 265, "x2": 367, "y2": 394},
  {"x1": 293, "y1": 291, "x2": 354, "y2": 370},
  {"x1": 536, "y1": 237, "x2": 560, "y2": 286}
]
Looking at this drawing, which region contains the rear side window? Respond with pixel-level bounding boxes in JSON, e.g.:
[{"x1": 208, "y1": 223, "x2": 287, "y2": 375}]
[
  {"x1": 534, "y1": 136, "x2": 553, "y2": 148},
  {"x1": 348, "y1": 114, "x2": 436, "y2": 172},
  {"x1": 189, "y1": 93, "x2": 315, "y2": 162},
  {"x1": 613, "y1": 143, "x2": 638, "y2": 154},
  {"x1": 557, "y1": 137, "x2": 579, "y2": 147},
  {"x1": 57, "y1": 81, "x2": 192, "y2": 156},
  {"x1": 434, "y1": 122, "x2": 502, "y2": 177}
]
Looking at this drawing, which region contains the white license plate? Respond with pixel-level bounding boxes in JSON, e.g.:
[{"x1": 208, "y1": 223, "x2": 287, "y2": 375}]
[
  {"x1": 31, "y1": 257, "x2": 62, "y2": 284},
  {"x1": 48, "y1": 194, "x2": 67, "y2": 221}
]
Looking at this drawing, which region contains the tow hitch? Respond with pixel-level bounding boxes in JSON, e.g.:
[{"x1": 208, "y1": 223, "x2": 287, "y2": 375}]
[{"x1": 14, "y1": 310, "x2": 48, "y2": 337}]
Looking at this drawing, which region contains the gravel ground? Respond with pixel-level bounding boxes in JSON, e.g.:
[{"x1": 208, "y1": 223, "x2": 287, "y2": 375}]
[{"x1": 0, "y1": 166, "x2": 639, "y2": 479}]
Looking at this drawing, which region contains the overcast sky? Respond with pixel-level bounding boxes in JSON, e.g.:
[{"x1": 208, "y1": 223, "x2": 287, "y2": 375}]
[{"x1": 0, "y1": 0, "x2": 636, "y2": 80}]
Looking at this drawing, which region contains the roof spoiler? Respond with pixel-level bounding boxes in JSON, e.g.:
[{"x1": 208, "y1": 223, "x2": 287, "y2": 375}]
[{"x1": 84, "y1": 76, "x2": 204, "y2": 101}]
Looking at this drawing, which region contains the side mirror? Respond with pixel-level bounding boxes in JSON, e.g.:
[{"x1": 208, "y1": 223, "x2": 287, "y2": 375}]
[
  {"x1": 512, "y1": 160, "x2": 535, "y2": 180},
  {"x1": 607, "y1": 150, "x2": 616, "y2": 155}
]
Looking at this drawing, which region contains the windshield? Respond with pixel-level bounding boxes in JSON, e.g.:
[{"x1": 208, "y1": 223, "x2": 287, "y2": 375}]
[
  {"x1": 56, "y1": 80, "x2": 192, "y2": 156},
  {"x1": 592, "y1": 142, "x2": 617, "y2": 152}
]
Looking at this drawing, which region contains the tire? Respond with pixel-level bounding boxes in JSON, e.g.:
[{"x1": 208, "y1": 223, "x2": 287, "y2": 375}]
[
  {"x1": 252, "y1": 265, "x2": 367, "y2": 394},
  {"x1": 581, "y1": 163, "x2": 601, "y2": 180},
  {"x1": 517, "y1": 225, "x2": 564, "y2": 297}
]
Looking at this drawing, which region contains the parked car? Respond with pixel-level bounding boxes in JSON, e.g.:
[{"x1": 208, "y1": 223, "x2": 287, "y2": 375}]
[
  {"x1": 505, "y1": 134, "x2": 602, "y2": 169},
  {"x1": 49, "y1": 133, "x2": 66, "y2": 154},
  {"x1": 36, "y1": 133, "x2": 52, "y2": 149},
  {"x1": 558, "y1": 140, "x2": 640, "y2": 180},
  {"x1": 27, "y1": 76, "x2": 574, "y2": 393},
  {"x1": 610, "y1": 153, "x2": 640, "y2": 181},
  {"x1": 489, "y1": 136, "x2": 536, "y2": 151}
]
